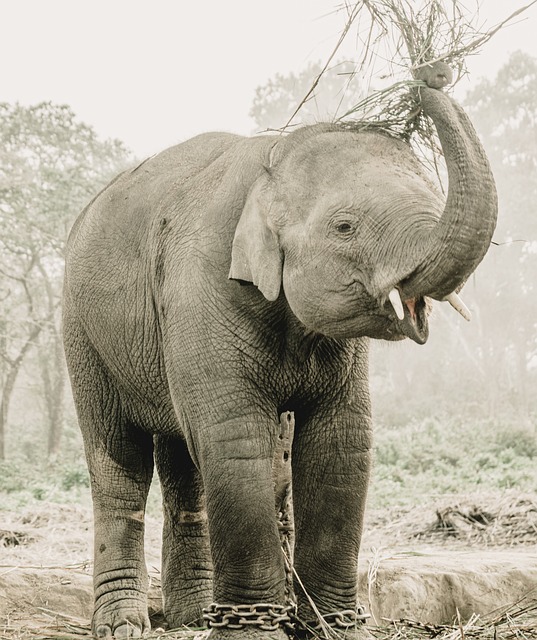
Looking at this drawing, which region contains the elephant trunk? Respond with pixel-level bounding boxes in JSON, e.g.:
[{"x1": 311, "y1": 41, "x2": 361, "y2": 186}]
[{"x1": 403, "y1": 81, "x2": 498, "y2": 301}]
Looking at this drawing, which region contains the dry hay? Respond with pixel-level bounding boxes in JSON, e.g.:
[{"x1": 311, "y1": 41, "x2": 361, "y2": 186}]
[
  {"x1": 0, "y1": 503, "x2": 93, "y2": 568},
  {"x1": 418, "y1": 495, "x2": 537, "y2": 546},
  {"x1": 365, "y1": 491, "x2": 537, "y2": 548},
  {"x1": 376, "y1": 589, "x2": 537, "y2": 639},
  {"x1": 2, "y1": 593, "x2": 536, "y2": 640},
  {"x1": 414, "y1": 492, "x2": 537, "y2": 547},
  {"x1": 285, "y1": 0, "x2": 537, "y2": 180},
  {"x1": 0, "y1": 529, "x2": 35, "y2": 548}
]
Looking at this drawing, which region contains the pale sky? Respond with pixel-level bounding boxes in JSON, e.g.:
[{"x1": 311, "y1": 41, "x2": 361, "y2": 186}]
[{"x1": 2, "y1": 1, "x2": 537, "y2": 158}]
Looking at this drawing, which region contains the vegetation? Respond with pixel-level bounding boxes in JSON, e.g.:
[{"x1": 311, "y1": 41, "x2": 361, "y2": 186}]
[
  {"x1": 0, "y1": 102, "x2": 133, "y2": 462},
  {"x1": 1, "y1": 413, "x2": 535, "y2": 515},
  {"x1": 369, "y1": 415, "x2": 537, "y2": 509},
  {"x1": 250, "y1": 60, "x2": 365, "y2": 130}
]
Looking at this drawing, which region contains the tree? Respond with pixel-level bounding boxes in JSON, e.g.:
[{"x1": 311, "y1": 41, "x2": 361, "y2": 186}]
[
  {"x1": 250, "y1": 60, "x2": 366, "y2": 130},
  {"x1": 0, "y1": 102, "x2": 133, "y2": 460}
]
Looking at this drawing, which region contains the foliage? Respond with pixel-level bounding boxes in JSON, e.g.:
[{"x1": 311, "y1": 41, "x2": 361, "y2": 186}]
[
  {"x1": 0, "y1": 102, "x2": 133, "y2": 460},
  {"x1": 0, "y1": 456, "x2": 90, "y2": 509},
  {"x1": 369, "y1": 415, "x2": 537, "y2": 508},
  {"x1": 250, "y1": 60, "x2": 365, "y2": 130},
  {"x1": 1, "y1": 414, "x2": 535, "y2": 516}
]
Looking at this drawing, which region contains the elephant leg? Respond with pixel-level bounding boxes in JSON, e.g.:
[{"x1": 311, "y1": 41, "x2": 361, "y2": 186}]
[
  {"x1": 291, "y1": 407, "x2": 372, "y2": 638},
  {"x1": 66, "y1": 334, "x2": 153, "y2": 638},
  {"x1": 84, "y1": 419, "x2": 154, "y2": 638},
  {"x1": 154, "y1": 434, "x2": 212, "y2": 628},
  {"x1": 194, "y1": 414, "x2": 289, "y2": 640}
]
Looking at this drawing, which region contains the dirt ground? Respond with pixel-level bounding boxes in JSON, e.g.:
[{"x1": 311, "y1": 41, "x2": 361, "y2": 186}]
[{"x1": 1, "y1": 492, "x2": 536, "y2": 639}]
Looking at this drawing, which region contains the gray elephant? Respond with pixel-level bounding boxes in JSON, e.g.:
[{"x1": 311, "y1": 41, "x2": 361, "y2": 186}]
[{"x1": 63, "y1": 62, "x2": 497, "y2": 639}]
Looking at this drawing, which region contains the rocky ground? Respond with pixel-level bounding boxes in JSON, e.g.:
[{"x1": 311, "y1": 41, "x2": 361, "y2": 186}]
[{"x1": 1, "y1": 492, "x2": 536, "y2": 639}]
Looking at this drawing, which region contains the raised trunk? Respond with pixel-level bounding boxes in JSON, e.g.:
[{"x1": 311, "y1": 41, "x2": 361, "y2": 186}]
[{"x1": 404, "y1": 84, "x2": 498, "y2": 300}]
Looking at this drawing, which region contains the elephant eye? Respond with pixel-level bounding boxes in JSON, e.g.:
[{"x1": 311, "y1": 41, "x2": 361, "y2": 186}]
[{"x1": 335, "y1": 222, "x2": 353, "y2": 234}]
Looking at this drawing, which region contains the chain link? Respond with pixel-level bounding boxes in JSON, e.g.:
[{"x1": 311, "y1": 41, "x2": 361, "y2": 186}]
[
  {"x1": 203, "y1": 602, "x2": 296, "y2": 632},
  {"x1": 203, "y1": 603, "x2": 369, "y2": 633},
  {"x1": 296, "y1": 607, "x2": 371, "y2": 633}
]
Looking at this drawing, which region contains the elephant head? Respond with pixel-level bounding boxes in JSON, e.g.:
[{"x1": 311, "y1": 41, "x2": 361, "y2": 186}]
[{"x1": 229, "y1": 64, "x2": 497, "y2": 345}]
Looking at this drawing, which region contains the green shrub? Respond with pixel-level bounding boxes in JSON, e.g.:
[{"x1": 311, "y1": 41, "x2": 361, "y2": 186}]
[
  {"x1": 493, "y1": 426, "x2": 537, "y2": 459},
  {"x1": 61, "y1": 466, "x2": 90, "y2": 490},
  {"x1": 0, "y1": 462, "x2": 24, "y2": 493},
  {"x1": 369, "y1": 416, "x2": 537, "y2": 508}
]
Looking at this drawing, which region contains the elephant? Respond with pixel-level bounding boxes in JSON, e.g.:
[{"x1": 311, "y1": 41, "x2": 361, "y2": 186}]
[{"x1": 62, "y1": 61, "x2": 497, "y2": 639}]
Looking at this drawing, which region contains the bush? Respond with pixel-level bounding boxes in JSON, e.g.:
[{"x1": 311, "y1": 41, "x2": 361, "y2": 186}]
[
  {"x1": 370, "y1": 416, "x2": 537, "y2": 508},
  {"x1": 0, "y1": 456, "x2": 91, "y2": 510},
  {"x1": 61, "y1": 465, "x2": 90, "y2": 490},
  {"x1": 0, "y1": 460, "x2": 28, "y2": 493},
  {"x1": 493, "y1": 426, "x2": 537, "y2": 459}
]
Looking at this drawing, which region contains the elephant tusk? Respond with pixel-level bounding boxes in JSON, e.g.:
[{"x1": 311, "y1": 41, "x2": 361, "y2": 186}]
[
  {"x1": 388, "y1": 288, "x2": 405, "y2": 320},
  {"x1": 445, "y1": 292, "x2": 471, "y2": 322}
]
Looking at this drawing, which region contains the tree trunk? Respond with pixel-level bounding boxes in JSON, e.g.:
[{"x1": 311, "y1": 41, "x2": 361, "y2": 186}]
[
  {"x1": 0, "y1": 324, "x2": 42, "y2": 460},
  {"x1": 35, "y1": 261, "x2": 66, "y2": 461},
  {"x1": 44, "y1": 330, "x2": 67, "y2": 460}
]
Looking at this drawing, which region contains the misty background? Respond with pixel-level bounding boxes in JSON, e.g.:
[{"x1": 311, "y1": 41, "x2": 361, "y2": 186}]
[{"x1": 1, "y1": 1, "x2": 536, "y2": 506}]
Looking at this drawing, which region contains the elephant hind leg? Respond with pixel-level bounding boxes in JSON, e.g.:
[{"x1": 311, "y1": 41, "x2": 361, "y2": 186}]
[
  {"x1": 87, "y1": 419, "x2": 154, "y2": 639},
  {"x1": 64, "y1": 327, "x2": 154, "y2": 638},
  {"x1": 155, "y1": 434, "x2": 213, "y2": 628}
]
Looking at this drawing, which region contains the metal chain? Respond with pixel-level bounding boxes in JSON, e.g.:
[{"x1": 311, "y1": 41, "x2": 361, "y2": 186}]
[
  {"x1": 295, "y1": 607, "x2": 371, "y2": 634},
  {"x1": 202, "y1": 602, "x2": 296, "y2": 632},
  {"x1": 203, "y1": 603, "x2": 369, "y2": 634}
]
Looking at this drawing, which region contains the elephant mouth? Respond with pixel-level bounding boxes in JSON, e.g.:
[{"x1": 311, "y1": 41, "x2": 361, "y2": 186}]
[{"x1": 384, "y1": 291, "x2": 430, "y2": 345}]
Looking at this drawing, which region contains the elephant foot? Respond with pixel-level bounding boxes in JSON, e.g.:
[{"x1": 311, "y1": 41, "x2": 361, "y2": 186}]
[
  {"x1": 164, "y1": 609, "x2": 205, "y2": 630},
  {"x1": 163, "y1": 589, "x2": 212, "y2": 629},
  {"x1": 92, "y1": 599, "x2": 150, "y2": 638}
]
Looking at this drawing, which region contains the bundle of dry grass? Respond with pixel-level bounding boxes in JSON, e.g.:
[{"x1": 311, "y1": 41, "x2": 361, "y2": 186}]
[
  {"x1": 288, "y1": 0, "x2": 536, "y2": 175},
  {"x1": 415, "y1": 493, "x2": 537, "y2": 546},
  {"x1": 365, "y1": 491, "x2": 537, "y2": 547}
]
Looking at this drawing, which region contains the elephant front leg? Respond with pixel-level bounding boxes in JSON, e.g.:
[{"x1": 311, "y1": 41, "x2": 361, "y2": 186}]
[
  {"x1": 292, "y1": 408, "x2": 372, "y2": 639},
  {"x1": 196, "y1": 415, "x2": 290, "y2": 640}
]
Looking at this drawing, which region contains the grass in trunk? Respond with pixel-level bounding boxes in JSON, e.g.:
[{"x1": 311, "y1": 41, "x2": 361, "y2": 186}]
[{"x1": 286, "y1": 0, "x2": 536, "y2": 179}]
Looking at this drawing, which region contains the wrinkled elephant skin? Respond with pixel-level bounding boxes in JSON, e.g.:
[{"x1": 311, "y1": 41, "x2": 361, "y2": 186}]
[{"x1": 63, "y1": 63, "x2": 496, "y2": 639}]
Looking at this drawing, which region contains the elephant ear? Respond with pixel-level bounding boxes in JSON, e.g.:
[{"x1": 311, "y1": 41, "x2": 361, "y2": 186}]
[{"x1": 229, "y1": 176, "x2": 283, "y2": 302}]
